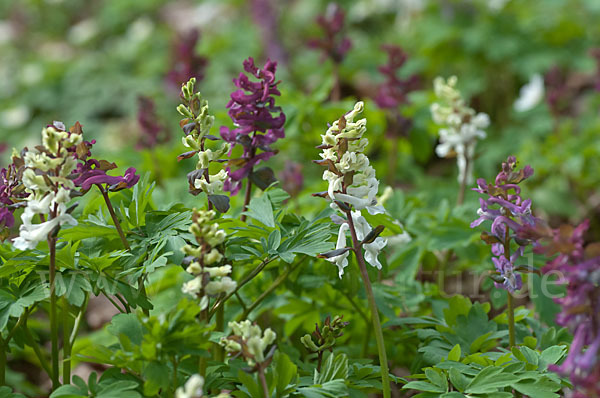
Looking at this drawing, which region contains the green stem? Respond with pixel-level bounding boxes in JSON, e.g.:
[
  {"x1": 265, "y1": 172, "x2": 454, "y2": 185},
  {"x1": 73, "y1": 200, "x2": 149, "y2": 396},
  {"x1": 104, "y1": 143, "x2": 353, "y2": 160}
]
[
  {"x1": 62, "y1": 297, "x2": 71, "y2": 384},
  {"x1": 208, "y1": 256, "x2": 276, "y2": 318},
  {"x1": 238, "y1": 256, "x2": 306, "y2": 321},
  {"x1": 172, "y1": 356, "x2": 178, "y2": 394},
  {"x1": 104, "y1": 294, "x2": 127, "y2": 313},
  {"x1": 257, "y1": 365, "x2": 269, "y2": 398},
  {"x1": 21, "y1": 323, "x2": 52, "y2": 378},
  {"x1": 507, "y1": 292, "x2": 516, "y2": 348},
  {"x1": 98, "y1": 185, "x2": 150, "y2": 317},
  {"x1": 215, "y1": 304, "x2": 225, "y2": 363},
  {"x1": 503, "y1": 226, "x2": 515, "y2": 348},
  {"x1": 457, "y1": 154, "x2": 470, "y2": 206},
  {"x1": 70, "y1": 295, "x2": 88, "y2": 346},
  {"x1": 240, "y1": 175, "x2": 253, "y2": 223},
  {"x1": 345, "y1": 210, "x2": 391, "y2": 398},
  {"x1": 0, "y1": 336, "x2": 5, "y2": 385},
  {"x1": 49, "y1": 236, "x2": 60, "y2": 389},
  {"x1": 98, "y1": 185, "x2": 130, "y2": 250}
]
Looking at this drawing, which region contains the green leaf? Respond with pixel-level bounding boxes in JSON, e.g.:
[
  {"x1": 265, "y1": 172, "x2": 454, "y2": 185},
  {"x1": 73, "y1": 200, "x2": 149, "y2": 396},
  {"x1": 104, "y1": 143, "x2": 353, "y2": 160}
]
[
  {"x1": 267, "y1": 229, "x2": 281, "y2": 254},
  {"x1": 49, "y1": 384, "x2": 88, "y2": 398},
  {"x1": 448, "y1": 368, "x2": 469, "y2": 392},
  {"x1": 274, "y1": 352, "x2": 298, "y2": 396},
  {"x1": 107, "y1": 313, "x2": 144, "y2": 346},
  {"x1": 511, "y1": 378, "x2": 561, "y2": 398},
  {"x1": 425, "y1": 368, "x2": 447, "y2": 391},
  {"x1": 448, "y1": 344, "x2": 461, "y2": 361},
  {"x1": 403, "y1": 381, "x2": 446, "y2": 393},
  {"x1": 243, "y1": 195, "x2": 275, "y2": 227},
  {"x1": 315, "y1": 352, "x2": 348, "y2": 384},
  {"x1": 237, "y1": 370, "x2": 262, "y2": 398},
  {"x1": 142, "y1": 362, "x2": 170, "y2": 396}
]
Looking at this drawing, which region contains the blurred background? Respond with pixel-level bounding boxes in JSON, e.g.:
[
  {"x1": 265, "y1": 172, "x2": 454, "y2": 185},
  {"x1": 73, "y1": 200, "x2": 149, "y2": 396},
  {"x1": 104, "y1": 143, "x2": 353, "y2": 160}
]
[
  {"x1": 2, "y1": 0, "x2": 600, "y2": 393},
  {"x1": 1, "y1": 0, "x2": 600, "y2": 253}
]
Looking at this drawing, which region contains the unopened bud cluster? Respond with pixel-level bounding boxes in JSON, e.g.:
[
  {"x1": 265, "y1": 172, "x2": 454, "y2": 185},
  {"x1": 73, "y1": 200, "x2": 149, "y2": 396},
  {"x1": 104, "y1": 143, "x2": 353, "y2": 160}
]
[
  {"x1": 177, "y1": 78, "x2": 230, "y2": 196},
  {"x1": 219, "y1": 320, "x2": 276, "y2": 367},
  {"x1": 181, "y1": 209, "x2": 236, "y2": 309},
  {"x1": 301, "y1": 315, "x2": 348, "y2": 353}
]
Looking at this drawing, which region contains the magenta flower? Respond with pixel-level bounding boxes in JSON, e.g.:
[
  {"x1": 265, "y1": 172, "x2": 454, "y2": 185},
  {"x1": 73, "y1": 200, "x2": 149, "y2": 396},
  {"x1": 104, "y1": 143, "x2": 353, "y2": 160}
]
[
  {"x1": 538, "y1": 220, "x2": 600, "y2": 396},
  {"x1": 165, "y1": 29, "x2": 208, "y2": 93},
  {"x1": 471, "y1": 156, "x2": 539, "y2": 292},
  {"x1": 0, "y1": 163, "x2": 28, "y2": 228},
  {"x1": 220, "y1": 57, "x2": 285, "y2": 195},
  {"x1": 73, "y1": 161, "x2": 140, "y2": 192},
  {"x1": 136, "y1": 96, "x2": 167, "y2": 149},
  {"x1": 374, "y1": 45, "x2": 420, "y2": 110},
  {"x1": 308, "y1": 3, "x2": 352, "y2": 64}
]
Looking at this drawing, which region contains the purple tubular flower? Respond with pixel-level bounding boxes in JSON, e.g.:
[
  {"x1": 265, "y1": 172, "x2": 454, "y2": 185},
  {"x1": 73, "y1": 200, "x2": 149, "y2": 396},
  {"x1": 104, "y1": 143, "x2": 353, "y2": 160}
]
[
  {"x1": 137, "y1": 96, "x2": 167, "y2": 149},
  {"x1": 220, "y1": 57, "x2": 285, "y2": 194},
  {"x1": 307, "y1": 3, "x2": 352, "y2": 64},
  {"x1": 538, "y1": 220, "x2": 600, "y2": 395},
  {"x1": 73, "y1": 161, "x2": 140, "y2": 192},
  {"x1": 374, "y1": 45, "x2": 420, "y2": 110},
  {"x1": 0, "y1": 163, "x2": 28, "y2": 229},
  {"x1": 471, "y1": 156, "x2": 539, "y2": 293},
  {"x1": 165, "y1": 29, "x2": 208, "y2": 92}
]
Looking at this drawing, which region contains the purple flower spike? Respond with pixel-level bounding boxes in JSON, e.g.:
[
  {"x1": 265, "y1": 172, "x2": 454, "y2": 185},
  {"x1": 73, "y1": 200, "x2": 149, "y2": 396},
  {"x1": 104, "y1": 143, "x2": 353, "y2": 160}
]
[
  {"x1": 374, "y1": 45, "x2": 420, "y2": 110},
  {"x1": 0, "y1": 163, "x2": 28, "y2": 230},
  {"x1": 539, "y1": 220, "x2": 600, "y2": 396},
  {"x1": 166, "y1": 29, "x2": 208, "y2": 92},
  {"x1": 220, "y1": 57, "x2": 285, "y2": 194},
  {"x1": 137, "y1": 96, "x2": 167, "y2": 149},
  {"x1": 308, "y1": 3, "x2": 352, "y2": 64},
  {"x1": 471, "y1": 156, "x2": 541, "y2": 293}
]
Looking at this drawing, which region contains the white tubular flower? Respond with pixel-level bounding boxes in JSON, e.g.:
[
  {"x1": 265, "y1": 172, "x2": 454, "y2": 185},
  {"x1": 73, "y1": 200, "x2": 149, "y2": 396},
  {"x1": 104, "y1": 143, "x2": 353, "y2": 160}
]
[
  {"x1": 13, "y1": 128, "x2": 80, "y2": 254},
  {"x1": 13, "y1": 194, "x2": 77, "y2": 251},
  {"x1": 319, "y1": 101, "x2": 383, "y2": 214},
  {"x1": 513, "y1": 74, "x2": 544, "y2": 112},
  {"x1": 431, "y1": 76, "x2": 489, "y2": 185},
  {"x1": 317, "y1": 102, "x2": 391, "y2": 277},
  {"x1": 328, "y1": 223, "x2": 350, "y2": 278},
  {"x1": 175, "y1": 374, "x2": 204, "y2": 398},
  {"x1": 350, "y1": 211, "x2": 387, "y2": 270},
  {"x1": 193, "y1": 169, "x2": 227, "y2": 195},
  {"x1": 182, "y1": 277, "x2": 202, "y2": 297},
  {"x1": 221, "y1": 320, "x2": 276, "y2": 366}
]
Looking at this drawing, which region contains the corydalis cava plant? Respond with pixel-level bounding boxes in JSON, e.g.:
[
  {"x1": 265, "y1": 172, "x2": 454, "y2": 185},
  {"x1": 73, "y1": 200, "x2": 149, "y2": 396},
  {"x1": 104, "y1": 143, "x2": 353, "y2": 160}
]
[
  {"x1": 181, "y1": 209, "x2": 236, "y2": 311},
  {"x1": 314, "y1": 101, "x2": 392, "y2": 397},
  {"x1": 470, "y1": 156, "x2": 539, "y2": 293},
  {"x1": 538, "y1": 221, "x2": 600, "y2": 397},
  {"x1": 12, "y1": 123, "x2": 81, "y2": 250},
  {"x1": 177, "y1": 77, "x2": 230, "y2": 212},
  {"x1": 315, "y1": 101, "x2": 386, "y2": 277},
  {"x1": 220, "y1": 57, "x2": 285, "y2": 196},
  {"x1": 11, "y1": 121, "x2": 141, "y2": 250},
  {"x1": 431, "y1": 76, "x2": 489, "y2": 196}
]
